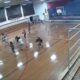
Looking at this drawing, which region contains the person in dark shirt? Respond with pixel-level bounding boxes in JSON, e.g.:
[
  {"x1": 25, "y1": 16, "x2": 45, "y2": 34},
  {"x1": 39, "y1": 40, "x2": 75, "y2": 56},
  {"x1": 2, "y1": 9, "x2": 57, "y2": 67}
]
[
  {"x1": 15, "y1": 36, "x2": 20, "y2": 43},
  {"x1": 30, "y1": 16, "x2": 33, "y2": 23},
  {"x1": 30, "y1": 16, "x2": 35, "y2": 24},
  {"x1": 36, "y1": 37, "x2": 43, "y2": 49},
  {"x1": 10, "y1": 41, "x2": 15, "y2": 53}
]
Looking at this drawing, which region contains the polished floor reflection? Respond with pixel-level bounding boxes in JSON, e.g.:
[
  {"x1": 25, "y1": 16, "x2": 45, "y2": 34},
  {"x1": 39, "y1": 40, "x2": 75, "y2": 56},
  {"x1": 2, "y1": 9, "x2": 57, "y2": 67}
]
[{"x1": 0, "y1": 21, "x2": 80, "y2": 80}]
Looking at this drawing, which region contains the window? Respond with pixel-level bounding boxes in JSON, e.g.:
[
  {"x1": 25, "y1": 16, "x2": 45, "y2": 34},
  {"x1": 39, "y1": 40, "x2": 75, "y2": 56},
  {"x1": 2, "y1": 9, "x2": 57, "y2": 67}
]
[
  {"x1": 6, "y1": 5, "x2": 22, "y2": 20},
  {"x1": 0, "y1": 8, "x2": 6, "y2": 22},
  {"x1": 22, "y1": 3, "x2": 34, "y2": 16}
]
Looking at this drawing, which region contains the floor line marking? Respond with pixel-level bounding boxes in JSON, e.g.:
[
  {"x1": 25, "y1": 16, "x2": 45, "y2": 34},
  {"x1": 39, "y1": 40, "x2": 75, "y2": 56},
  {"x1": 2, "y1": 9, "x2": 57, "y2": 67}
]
[
  {"x1": 70, "y1": 39, "x2": 80, "y2": 50},
  {"x1": 73, "y1": 24, "x2": 80, "y2": 28},
  {"x1": 58, "y1": 51, "x2": 80, "y2": 80},
  {"x1": 69, "y1": 31, "x2": 80, "y2": 40},
  {"x1": 46, "y1": 20, "x2": 80, "y2": 22},
  {"x1": 70, "y1": 47, "x2": 80, "y2": 60}
]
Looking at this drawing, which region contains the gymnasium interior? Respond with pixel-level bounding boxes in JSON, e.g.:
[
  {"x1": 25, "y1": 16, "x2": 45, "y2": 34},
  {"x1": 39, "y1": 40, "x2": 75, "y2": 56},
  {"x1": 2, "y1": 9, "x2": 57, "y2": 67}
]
[{"x1": 0, "y1": 0, "x2": 80, "y2": 80}]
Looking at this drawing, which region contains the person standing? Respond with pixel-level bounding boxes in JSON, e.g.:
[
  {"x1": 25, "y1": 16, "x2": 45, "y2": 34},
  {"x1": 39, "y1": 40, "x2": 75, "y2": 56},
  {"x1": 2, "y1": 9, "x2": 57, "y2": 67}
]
[
  {"x1": 22, "y1": 30, "x2": 26, "y2": 39},
  {"x1": 9, "y1": 41, "x2": 15, "y2": 53},
  {"x1": 30, "y1": 16, "x2": 34, "y2": 24},
  {"x1": 18, "y1": 37, "x2": 24, "y2": 51},
  {"x1": 27, "y1": 21, "x2": 31, "y2": 34},
  {"x1": 1, "y1": 33, "x2": 9, "y2": 46},
  {"x1": 35, "y1": 37, "x2": 43, "y2": 50},
  {"x1": 15, "y1": 36, "x2": 24, "y2": 50}
]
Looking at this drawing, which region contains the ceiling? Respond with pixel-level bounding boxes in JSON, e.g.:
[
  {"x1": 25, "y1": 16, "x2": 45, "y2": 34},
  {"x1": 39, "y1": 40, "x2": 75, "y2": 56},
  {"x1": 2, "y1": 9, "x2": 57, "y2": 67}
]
[
  {"x1": 0, "y1": 0, "x2": 72, "y2": 8},
  {"x1": 0, "y1": 0, "x2": 32, "y2": 7},
  {"x1": 0, "y1": 0, "x2": 57, "y2": 7}
]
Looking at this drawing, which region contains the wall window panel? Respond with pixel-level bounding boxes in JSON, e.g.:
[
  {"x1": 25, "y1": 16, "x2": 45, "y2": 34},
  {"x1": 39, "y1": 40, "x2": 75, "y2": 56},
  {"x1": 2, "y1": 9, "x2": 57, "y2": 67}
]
[
  {"x1": 0, "y1": 8, "x2": 6, "y2": 22},
  {"x1": 22, "y1": 3, "x2": 34, "y2": 16},
  {"x1": 6, "y1": 5, "x2": 22, "y2": 20}
]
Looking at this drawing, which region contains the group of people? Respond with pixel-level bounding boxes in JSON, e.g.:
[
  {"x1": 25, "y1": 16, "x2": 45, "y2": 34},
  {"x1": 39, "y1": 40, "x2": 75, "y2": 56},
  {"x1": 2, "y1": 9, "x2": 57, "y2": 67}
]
[
  {"x1": 1, "y1": 30, "x2": 27, "y2": 53},
  {"x1": 0, "y1": 29, "x2": 43, "y2": 54}
]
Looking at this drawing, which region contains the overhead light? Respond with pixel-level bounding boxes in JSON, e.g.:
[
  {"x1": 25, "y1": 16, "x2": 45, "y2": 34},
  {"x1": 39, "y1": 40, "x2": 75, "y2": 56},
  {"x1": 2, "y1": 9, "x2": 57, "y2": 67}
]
[
  {"x1": 50, "y1": 54, "x2": 57, "y2": 61},
  {"x1": 0, "y1": 74, "x2": 3, "y2": 79},
  {"x1": 0, "y1": 60, "x2": 4, "y2": 66},
  {"x1": 4, "y1": 0, "x2": 11, "y2": 3},
  {"x1": 34, "y1": 51, "x2": 39, "y2": 58},
  {"x1": 17, "y1": 62, "x2": 23, "y2": 68}
]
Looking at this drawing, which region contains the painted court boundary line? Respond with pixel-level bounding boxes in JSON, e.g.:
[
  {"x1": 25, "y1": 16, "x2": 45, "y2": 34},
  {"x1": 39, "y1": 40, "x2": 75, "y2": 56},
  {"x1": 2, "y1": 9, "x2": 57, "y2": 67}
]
[
  {"x1": 58, "y1": 23, "x2": 80, "y2": 80},
  {"x1": 58, "y1": 50, "x2": 80, "y2": 80},
  {"x1": 70, "y1": 47, "x2": 80, "y2": 61},
  {"x1": 67, "y1": 59, "x2": 80, "y2": 80},
  {"x1": 69, "y1": 31, "x2": 80, "y2": 40},
  {"x1": 46, "y1": 20, "x2": 80, "y2": 22},
  {"x1": 70, "y1": 39, "x2": 80, "y2": 50}
]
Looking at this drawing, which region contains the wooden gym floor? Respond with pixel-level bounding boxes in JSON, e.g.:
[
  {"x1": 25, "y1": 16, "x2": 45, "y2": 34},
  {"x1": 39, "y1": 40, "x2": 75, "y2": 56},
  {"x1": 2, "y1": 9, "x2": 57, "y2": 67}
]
[
  {"x1": 0, "y1": 21, "x2": 80, "y2": 80},
  {"x1": 72, "y1": 67, "x2": 80, "y2": 80}
]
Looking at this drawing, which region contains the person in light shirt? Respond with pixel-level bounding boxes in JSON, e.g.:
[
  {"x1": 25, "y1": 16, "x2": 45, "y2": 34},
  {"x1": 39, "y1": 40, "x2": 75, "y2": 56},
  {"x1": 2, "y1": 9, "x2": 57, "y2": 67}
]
[{"x1": 18, "y1": 37, "x2": 24, "y2": 51}]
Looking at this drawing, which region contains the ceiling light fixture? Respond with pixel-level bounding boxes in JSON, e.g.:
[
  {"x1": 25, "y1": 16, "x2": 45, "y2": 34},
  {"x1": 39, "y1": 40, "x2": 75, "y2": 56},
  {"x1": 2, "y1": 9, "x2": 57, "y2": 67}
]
[{"x1": 4, "y1": 0, "x2": 11, "y2": 3}]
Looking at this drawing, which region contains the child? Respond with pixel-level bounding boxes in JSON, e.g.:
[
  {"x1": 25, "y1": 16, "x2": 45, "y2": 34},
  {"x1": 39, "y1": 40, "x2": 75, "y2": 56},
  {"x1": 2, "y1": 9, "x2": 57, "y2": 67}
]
[
  {"x1": 9, "y1": 41, "x2": 15, "y2": 53},
  {"x1": 1, "y1": 33, "x2": 9, "y2": 46},
  {"x1": 22, "y1": 30, "x2": 26, "y2": 39},
  {"x1": 35, "y1": 37, "x2": 43, "y2": 49},
  {"x1": 18, "y1": 37, "x2": 24, "y2": 50}
]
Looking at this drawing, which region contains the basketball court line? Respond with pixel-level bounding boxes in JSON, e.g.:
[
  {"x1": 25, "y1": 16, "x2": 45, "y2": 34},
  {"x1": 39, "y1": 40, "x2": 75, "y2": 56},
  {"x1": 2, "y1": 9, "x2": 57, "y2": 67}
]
[
  {"x1": 72, "y1": 67, "x2": 80, "y2": 80},
  {"x1": 46, "y1": 20, "x2": 80, "y2": 22},
  {"x1": 72, "y1": 24, "x2": 80, "y2": 28},
  {"x1": 69, "y1": 23, "x2": 80, "y2": 31},
  {"x1": 69, "y1": 31, "x2": 80, "y2": 40},
  {"x1": 56, "y1": 23, "x2": 80, "y2": 80},
  {"x1": 66, "y1": 58, "x2": 80, "y2": 80},
  {"x1": 69, "y1": 23, "x2": 80, "y2": 30},
  {"x1": 68, "y1": 24, "x2": 80, "y2": 40},
  {"x1": 70, "y1": 39, "x2": 80, "y2": 50},
  {"x1": 67, "y1": 24, "x2": 80, "y2": 61},
  {"x1": 58, "y1": 50, "x2": 80, "y2": 80},
  {"x1": 70, "y1": 47, "x2": 80, "y2": 61}
]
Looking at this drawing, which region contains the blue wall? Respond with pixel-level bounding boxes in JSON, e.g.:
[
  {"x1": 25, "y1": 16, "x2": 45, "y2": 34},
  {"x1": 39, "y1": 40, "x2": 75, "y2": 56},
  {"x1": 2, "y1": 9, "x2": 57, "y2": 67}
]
[
  {"x1": 64, "y1": 0, "x2": 80, "y2": 16},
  {"x1": 48, "y1": 0, "x2": 80, "y2": 19}
]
